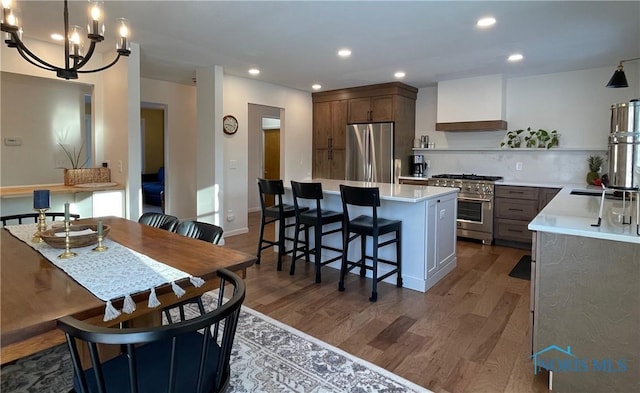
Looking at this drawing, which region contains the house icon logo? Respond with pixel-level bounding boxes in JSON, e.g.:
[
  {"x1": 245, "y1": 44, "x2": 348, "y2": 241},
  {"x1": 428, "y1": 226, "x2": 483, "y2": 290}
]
[{"x1": 531, "y1": 345, "x2": 575, "y2": 374}]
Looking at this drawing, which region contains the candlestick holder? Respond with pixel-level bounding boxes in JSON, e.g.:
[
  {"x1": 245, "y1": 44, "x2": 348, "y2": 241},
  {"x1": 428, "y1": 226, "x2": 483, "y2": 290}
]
[
  {"x1": 92, "y1": 234, "x2": 108, "y2": 252},
  {"x1": 58, "y1": 220, "x2": 77, "y2": 259},
  {"x1": 31, "y1": 208, "x2": 49, "y2": 243}
]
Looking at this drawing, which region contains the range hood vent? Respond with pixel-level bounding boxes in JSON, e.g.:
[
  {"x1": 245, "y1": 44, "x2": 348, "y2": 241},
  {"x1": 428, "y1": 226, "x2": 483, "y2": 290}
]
[
  {"x1": 435, "y1": 120, "x2": 508, "y2": 132},
  {"x1": 436, "y1": 75, "x2": 507, "y2": 132}
]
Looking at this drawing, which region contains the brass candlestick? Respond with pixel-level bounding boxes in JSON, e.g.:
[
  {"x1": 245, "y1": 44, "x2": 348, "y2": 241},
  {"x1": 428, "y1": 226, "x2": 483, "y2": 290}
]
[
  {"x1": 32, "y1": 208, "x2": 48, "y2": 243},
  {"x1": 58, "y1": 220, "x2": 77, "y2": 259},
  {"x1": 92, "y1": 234, "x2": 108, "y2": 252}
]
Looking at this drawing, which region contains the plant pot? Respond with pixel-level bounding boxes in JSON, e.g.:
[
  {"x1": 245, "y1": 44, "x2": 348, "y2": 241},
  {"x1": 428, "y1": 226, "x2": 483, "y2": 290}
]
[{"x1": 64, "y1": 168, "x2": 111, "y2": 186}]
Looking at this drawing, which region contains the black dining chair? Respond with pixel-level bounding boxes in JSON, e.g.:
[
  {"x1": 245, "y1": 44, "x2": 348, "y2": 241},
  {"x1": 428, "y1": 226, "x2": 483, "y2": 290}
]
[
  {"x1": 1, "y1": 212, "x2": 80, "y2": 227},
  {"x1": 338, "y1": 185, "x2": 402, "y2": 302},
  {"x1": 175, "y1": 220, "x2": 224, "y2": 245},
  {"x1": 57, "y1": 268, "x2": 245, "y2": 393},
  {"x1": 164, "y1": 220, "x2": 224, "y2": 323},
  {"x1": 290, "y1": 181, "x2": 343, "y2": 283},
  {"x1": 256, "y1": 178, "x2": 307, "y2": 271},
  {"x1": 138, "y1": 212, "x2": 179, "y2": 232}
]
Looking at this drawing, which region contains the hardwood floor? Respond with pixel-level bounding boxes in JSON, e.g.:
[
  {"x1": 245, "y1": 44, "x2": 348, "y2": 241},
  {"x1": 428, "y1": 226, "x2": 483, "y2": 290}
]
[{"x1": 224, "y1": 212, "x2": 550, "y2": 393}]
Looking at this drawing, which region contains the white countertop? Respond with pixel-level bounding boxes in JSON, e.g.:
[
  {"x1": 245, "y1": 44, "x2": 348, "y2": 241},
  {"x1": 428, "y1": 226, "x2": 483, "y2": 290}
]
[
  {"x1": 529, "y1": 186, "x2": 640, "y2": 244},
  {"x1": 303, "y1": 178, "x2": 458, "y2": 203},
  {"x1": 398, "y1": 176, "x2": 429, "y2": 182}
]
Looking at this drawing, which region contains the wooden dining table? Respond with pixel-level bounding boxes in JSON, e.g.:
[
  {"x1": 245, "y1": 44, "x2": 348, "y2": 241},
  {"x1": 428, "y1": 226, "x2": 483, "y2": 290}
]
[{"x1": 0, "y1": 216, "x2": 256, "y2": 365}]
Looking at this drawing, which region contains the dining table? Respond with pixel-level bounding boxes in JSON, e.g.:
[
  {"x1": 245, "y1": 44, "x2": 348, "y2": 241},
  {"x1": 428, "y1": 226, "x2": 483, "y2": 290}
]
[{"x1": 0, "y1": 216, "x2": 256, "y2": 365}]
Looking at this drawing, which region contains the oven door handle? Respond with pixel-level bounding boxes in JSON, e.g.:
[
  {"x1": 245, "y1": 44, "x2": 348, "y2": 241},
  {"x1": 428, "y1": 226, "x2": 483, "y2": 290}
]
[{"x1": 458, "y1": 196, "x2": 492, "y2": 203}]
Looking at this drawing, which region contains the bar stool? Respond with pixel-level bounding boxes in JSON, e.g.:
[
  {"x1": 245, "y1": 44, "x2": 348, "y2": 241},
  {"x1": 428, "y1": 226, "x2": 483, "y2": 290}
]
[
  {"x1": 338, "y1": 185, "x2": 402, "y2": 302},
  {"x1": 256, "y1": 178, "x2": 307, "y2": 270},
  {"x1": 290, "y1": 181, "x2": 344, "y2": 283}
]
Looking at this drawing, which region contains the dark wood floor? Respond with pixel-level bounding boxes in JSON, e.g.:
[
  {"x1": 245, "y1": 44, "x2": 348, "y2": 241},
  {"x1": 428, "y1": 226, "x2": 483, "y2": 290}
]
[{"x1": 224, "y1": 212, "x2": 550, "y2": 393}]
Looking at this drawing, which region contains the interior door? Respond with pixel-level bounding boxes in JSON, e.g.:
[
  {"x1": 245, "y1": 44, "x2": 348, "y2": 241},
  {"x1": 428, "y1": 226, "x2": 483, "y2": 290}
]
[{"x1": 263, "y1": 129, "x2": 280, "y2": 206}]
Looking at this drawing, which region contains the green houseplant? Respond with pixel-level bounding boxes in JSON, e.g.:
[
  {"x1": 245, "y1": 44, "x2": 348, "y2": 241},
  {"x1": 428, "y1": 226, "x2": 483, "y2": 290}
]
[
  {"x1": 500, "y1": 129, "x2": 525, "y2": 148},
  {"x1": 535, "y1": 129, "x2": 559, "y2": 149}
]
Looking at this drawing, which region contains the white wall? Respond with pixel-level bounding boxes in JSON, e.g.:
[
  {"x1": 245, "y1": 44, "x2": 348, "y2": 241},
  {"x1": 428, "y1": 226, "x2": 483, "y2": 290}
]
[
  {"x1": 222, "y1": 75, "x2": 312, "y2": 236},
  {"x1": 415, "y1": 64, "x2": 640, "y2": 182},
  {"x1": 1, "y1": 72, "x2": 91, "y2": 186}
]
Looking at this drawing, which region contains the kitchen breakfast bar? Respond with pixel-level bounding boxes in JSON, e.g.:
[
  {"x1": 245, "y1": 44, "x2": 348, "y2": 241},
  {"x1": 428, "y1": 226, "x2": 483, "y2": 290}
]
[{"x1": 284, "y1": 179, "x2": 459, "y2": 293}]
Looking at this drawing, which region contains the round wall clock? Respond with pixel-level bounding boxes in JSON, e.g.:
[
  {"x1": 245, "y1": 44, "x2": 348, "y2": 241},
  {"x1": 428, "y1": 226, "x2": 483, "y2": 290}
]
[{"x1": 223, "y1": 115, "x2": 239, "y2": 135}]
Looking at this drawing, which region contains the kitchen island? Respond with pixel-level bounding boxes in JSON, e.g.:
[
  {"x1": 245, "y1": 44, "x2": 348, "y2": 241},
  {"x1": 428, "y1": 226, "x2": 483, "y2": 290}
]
[
  {"x1": 528, "y1": 187, "x2": 639, "y2": 392},
  {"x1": 284, "y1": 179, "x2": 458, "y2": 293}
]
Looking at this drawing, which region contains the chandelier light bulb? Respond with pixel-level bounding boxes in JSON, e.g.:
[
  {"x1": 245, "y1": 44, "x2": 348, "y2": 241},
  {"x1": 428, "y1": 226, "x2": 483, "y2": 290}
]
[{"x1": 91, "y1": 5, "x2": 100, "y2": 20}]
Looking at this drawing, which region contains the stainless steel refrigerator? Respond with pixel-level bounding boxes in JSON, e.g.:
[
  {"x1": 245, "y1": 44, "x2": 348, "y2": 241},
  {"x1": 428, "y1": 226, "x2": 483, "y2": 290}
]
[{"x1": 345, "y1": 122, "x2": 394, "y2": 183}]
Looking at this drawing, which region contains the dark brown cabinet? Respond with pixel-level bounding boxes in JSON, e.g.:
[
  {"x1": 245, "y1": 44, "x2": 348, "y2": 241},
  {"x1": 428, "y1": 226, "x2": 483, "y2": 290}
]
[
  {"x1": 494, "y1": 185, "x2": 561, "y2": 246},
  {"x1": 348, "y1": 95, "x2": 394, "y2": 123},
  {"x1": 312, "y1": 100, "x2": 348, "y2": 179},
  {"x1": 312, "y1": 82, "x2": 417, "y2": 179}
]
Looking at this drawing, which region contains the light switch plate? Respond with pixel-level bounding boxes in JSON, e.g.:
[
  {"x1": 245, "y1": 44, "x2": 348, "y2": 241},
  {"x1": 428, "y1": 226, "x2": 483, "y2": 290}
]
[{"x1": 4, "y1": 137, "x2": 22, "y2": 146}]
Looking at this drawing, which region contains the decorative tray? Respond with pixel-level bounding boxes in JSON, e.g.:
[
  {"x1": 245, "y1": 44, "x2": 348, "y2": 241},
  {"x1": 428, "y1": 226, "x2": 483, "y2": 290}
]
[{"x1": 41, "y1": 224, "x2": 111, "y2": 249}]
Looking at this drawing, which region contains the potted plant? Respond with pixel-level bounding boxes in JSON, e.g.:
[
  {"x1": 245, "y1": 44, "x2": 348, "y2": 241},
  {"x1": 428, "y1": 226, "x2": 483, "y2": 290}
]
[
  {"x1": 59, "y1": 143, "x2": 111, "y2": 186},
  {"x1": 523, "y1": 128, "x2": 538, "y2": 148},
  {"x1": 500, "y1": 129, "x2": 524, "y2": 148},
  {"x1": 535, "y1": 129, "x2": 559, "y2": 149},
  {"x1": 586, "y1": 155, "x2": 604, "y2": 186}
]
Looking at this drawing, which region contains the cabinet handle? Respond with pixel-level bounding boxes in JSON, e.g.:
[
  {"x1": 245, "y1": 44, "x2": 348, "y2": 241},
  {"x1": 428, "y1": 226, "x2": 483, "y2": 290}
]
[
  {"x1": 328, "y1": 137, "x2": 333, "y2": 148},
  {"x1": 328, "y1": 150, "x2": 332, "y2": 160},
  {"x1": 509, "y1": 191, "x2": 525, "y2": 194},
  {"x1": 508, "y1": 229, "x2": 524, "y2": 233},
  {"x1": 508, "y1": 208, "x2": 524, "y2": 212}
]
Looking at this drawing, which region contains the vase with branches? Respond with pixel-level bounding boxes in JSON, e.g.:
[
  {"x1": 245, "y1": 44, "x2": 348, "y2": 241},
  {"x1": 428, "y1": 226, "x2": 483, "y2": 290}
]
[{"x1": 59, "y1": 143, "x2": 88, "y2": 169}]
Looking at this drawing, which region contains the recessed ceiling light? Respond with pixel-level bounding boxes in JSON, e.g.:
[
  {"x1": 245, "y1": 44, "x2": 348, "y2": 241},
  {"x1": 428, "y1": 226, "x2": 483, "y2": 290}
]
[
  {"x1": 312, "y1": 84, "x2": 322, "y2": 90},
  {"x1": 477, "y1": 17, "x2": 496, "y2": 27},
  {"x1": 51, "y1": 33, "x2": 64, "y2": 41},
  {"x1": 248, "y1": 68, "x2": 260, "y2": 75},
  {"x1": 394, "y1": 71, "x2": 406, "y2": 79},
  {"x1": 508, "y1": 53, "x2": 524, "y2": 62},
  {"x1": 337, "y1": 48, "x2": 351, "y2": 58}
]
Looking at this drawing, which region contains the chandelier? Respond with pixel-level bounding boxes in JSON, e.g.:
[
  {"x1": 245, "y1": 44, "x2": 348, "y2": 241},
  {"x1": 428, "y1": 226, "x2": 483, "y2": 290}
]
[{"x1": 1, "y1": 0, "x2": 131, "y2": 80}]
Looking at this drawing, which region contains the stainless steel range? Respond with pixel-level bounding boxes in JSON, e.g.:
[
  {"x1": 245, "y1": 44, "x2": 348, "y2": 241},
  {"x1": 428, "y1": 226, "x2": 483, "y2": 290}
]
[{"x1": 428, "y1": 174, "x2": 503, "y2": 245}]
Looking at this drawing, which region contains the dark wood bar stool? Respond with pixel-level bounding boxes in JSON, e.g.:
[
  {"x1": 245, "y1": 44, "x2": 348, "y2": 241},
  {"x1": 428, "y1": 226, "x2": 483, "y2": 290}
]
[
  {"x1": 338, "y1": 185, "x2": 402, "y2": 302},
  {"x1": 290, "y1": 181, "x2": 344, "y2": 283},
  {"x1": 256, "y1": 178, "x2": 307, "y2": 270}
]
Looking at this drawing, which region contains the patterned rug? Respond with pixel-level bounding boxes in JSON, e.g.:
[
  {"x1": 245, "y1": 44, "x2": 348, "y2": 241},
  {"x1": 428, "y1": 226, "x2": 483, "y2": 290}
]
[{"x1": 1, "y1": 292, "x2": 432, "y2": 393}]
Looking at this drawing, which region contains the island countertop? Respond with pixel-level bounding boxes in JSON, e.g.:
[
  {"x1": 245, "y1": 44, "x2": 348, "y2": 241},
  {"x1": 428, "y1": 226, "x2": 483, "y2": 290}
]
[
  {"x1": 528, "y1": 186, "x2": 640, "y2": 244},
  {"x1": 309, "y1": 178, "x2": 458, "y2": 202}
]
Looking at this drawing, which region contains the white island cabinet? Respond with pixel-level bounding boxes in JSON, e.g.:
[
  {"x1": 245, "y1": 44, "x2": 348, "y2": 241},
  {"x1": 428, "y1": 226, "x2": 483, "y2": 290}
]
[{"x1": 283, "y1": 179, "x2": 458, "y2": 293}]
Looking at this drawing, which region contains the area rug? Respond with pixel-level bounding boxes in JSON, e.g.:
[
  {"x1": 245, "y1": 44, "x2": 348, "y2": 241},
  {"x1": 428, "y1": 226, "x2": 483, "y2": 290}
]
[
  {"x1": 508, "y1": 255, "x2": 532, "y2": 280},
  {"x1": 1, "y1": 292, "x2": 432, "y2": 393}
]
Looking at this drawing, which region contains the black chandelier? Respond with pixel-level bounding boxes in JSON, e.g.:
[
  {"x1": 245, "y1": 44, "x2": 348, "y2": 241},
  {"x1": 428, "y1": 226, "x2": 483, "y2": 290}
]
[{"x1": 1, "y1": 0, "x2": 131, "y2": 80}]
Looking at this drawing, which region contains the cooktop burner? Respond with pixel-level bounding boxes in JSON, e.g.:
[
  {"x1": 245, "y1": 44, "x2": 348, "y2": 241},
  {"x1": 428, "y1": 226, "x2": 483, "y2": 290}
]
[{"x1": 431, "y1": 174, "x2": 503, "y2": 181}]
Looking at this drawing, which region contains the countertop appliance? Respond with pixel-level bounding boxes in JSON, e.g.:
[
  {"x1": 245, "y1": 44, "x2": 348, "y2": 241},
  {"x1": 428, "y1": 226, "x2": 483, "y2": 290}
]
[
  {"x1": 410, "y1": 154, "x2": 427, "y2": 177},
  {"x1": 346, "y1": 122, "x2": 394, "y2": 183},
  {"x1": 428, "y1": 173, "x2": 503, "y2": 244}
]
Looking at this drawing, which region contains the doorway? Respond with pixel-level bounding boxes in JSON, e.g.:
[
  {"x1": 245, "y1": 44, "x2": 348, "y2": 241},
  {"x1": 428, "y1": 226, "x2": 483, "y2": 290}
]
[
  {"x1": 247, "y1": 104, "x2": 283, "y2": 213},
  {"x1": 262, "y1": 126, "x2": 280, "y2": 206},
  {"x1": 140, "y1": 104, "x2": 166, "y2": 214}
]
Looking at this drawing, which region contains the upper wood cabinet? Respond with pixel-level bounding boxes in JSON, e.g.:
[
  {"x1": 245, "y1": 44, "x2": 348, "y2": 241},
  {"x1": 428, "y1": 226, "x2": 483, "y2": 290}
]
[
  {"x1": 312, "y1": 82, "x2": 417, "y2": 178},
  {"x1": 348, "y1": 95, "x2": 394, "y2": 123}
]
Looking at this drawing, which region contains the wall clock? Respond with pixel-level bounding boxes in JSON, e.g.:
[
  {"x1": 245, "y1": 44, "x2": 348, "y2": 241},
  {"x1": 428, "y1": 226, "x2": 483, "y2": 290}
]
[{"x1": 223, "y1": 115, "x2": 239, "y2": 135}]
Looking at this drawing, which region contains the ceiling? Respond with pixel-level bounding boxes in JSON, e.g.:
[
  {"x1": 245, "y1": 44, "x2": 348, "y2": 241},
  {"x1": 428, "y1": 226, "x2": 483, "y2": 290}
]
[{"x1": 13, "y1": 1, "x2": 640, "y2": 92}]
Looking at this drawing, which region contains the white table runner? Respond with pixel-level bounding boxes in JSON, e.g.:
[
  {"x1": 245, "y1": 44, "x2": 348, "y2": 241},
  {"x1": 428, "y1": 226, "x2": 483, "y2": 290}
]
[{"x1": 5, "y1": 223, "x2": 204, "y2": 321}]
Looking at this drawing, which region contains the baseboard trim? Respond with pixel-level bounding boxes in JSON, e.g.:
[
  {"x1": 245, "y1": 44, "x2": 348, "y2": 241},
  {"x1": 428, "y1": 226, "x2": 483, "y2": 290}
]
[{"x1": 225, "y1": 227, "x2": 249, "y2": 237}]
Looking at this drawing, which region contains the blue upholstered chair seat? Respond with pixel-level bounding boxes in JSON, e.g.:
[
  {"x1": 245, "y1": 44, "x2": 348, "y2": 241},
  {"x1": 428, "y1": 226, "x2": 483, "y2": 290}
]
[{"x1": 75, "y1": 331, "x2": 221, "y2": 393}]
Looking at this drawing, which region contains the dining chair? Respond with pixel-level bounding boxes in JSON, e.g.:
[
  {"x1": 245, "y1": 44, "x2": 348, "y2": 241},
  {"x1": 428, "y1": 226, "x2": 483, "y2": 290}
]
[
  {"x1": 0, "y1": 212, "x2": 80, "y2": 227},
  {"x1": 57, "y1": 268, "x2": 245, "y2": 393},
  {"x1": 175, "y1": 220, "x2": 224, "y2": 244},
  {"x1": 338, "y1": 185, "x2": 402, "y2": 302},
  {"x1": 256, "y1": 178, "x2": 307, "y2": 270},
  {"x1": 164, "y1": 220, "x2": 224, "y2": 323},
  {"x1": 138, "y1": 212, "x2": 179, "y2": 232},
  {"x1": 290, "y1": 181, "x2": 344, "y2": 283}
]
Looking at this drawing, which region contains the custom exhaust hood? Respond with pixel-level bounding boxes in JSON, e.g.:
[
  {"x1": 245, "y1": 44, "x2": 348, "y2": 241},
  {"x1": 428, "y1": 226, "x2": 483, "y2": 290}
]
[{"x1": 435, "y1": 75, "x2": 508, "y2": 131}]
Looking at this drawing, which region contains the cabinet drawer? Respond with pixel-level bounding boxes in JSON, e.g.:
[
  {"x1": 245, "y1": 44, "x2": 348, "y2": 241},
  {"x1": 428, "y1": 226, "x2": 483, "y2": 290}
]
[
  {"x1": 495, "y1": 198, "x2": 538, "y2": 220},
  {"x1": 398, "y1": 178, "x2": 429, "y2": 186},
  {"x1": 495, "y1": 185, "x2": 539, "y2": 200},
  {"x1": 495, "y1": 218, "x2": 533, "y2": 242}
]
